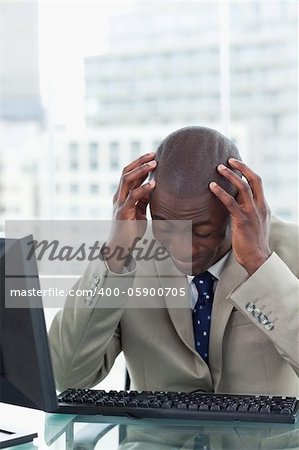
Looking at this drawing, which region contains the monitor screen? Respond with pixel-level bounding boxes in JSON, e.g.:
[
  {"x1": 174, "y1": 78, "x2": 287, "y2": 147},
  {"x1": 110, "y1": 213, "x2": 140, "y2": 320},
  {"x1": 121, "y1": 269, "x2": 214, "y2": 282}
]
[{"x1": 0, "y1": 236, "x2": 58, "y2": 412}]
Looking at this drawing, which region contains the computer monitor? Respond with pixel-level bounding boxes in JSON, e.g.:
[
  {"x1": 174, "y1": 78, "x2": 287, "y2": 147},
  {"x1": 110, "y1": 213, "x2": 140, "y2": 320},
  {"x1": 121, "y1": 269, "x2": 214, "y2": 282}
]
[{"x1": 0, "y1": 236, "x2": 58, "y2": 412}]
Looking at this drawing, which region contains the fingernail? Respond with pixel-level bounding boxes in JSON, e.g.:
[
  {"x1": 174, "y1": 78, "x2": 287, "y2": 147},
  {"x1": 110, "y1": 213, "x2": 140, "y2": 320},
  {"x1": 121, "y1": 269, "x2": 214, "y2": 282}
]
[
  {"x1": 218, "y1": 164, "x2": 226, "y2": 170},
  {"x1": 149, "y1": 160, "x2": 157, "y2": 166},
  {"x1": 210, "y1": 182, "x2": 217, "y2": 188}
]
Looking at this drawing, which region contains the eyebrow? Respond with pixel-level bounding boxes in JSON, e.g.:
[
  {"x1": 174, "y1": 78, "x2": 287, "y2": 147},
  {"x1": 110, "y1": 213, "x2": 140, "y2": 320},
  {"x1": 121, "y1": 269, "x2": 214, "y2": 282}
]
[{"x1": 151, "y1": 215, "x2": 212, "y2": 226}]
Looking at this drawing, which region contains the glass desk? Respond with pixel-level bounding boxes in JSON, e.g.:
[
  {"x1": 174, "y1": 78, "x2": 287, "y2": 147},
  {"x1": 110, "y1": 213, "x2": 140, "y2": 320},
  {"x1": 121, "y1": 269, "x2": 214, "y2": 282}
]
[{"x1": 1, "y1": 403, "x2": 298, "y2": 449}]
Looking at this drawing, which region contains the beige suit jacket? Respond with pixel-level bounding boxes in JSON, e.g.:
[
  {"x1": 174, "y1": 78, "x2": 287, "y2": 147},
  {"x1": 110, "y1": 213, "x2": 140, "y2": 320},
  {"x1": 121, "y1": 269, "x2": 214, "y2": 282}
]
[{"x1": 49, "y1": 216, "x2": 299, "y2": 396}]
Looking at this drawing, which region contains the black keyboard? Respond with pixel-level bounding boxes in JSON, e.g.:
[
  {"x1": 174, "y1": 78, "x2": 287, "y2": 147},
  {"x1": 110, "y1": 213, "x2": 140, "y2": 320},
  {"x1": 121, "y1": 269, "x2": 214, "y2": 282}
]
[{"x1": 57, "y1": 389, "x2": 299, "y2": 423}]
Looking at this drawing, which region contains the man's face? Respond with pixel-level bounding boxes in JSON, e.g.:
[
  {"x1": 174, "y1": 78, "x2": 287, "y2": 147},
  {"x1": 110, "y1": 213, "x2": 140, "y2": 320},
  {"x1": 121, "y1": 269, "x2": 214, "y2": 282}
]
[{"x1": 149, "y1": 188, "x2": 232, "y2": 275}]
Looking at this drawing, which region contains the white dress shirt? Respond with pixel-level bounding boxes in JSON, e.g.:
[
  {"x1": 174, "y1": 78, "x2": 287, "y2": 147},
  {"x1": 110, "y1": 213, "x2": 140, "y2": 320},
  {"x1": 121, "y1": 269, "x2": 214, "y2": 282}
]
[{"x1": 187, "y1": 251, "x2": 231, "y2": 309}]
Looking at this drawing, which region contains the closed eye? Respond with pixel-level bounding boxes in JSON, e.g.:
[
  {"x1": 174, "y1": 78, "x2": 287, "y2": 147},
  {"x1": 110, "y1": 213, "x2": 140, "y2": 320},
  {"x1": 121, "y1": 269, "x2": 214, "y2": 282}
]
[
  {"x1": 192, "y1": 227, "x2": 214, "y2": 238},
  {"x1": 193, "y1": 232, "x2": 212, "y2": 238}
]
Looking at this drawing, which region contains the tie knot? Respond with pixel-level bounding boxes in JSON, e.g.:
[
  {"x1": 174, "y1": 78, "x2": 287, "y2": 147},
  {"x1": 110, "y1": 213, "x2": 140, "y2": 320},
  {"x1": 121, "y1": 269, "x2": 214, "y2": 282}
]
[{"x1": 193, "y1": 271, "x2": 216, "y2": 300}]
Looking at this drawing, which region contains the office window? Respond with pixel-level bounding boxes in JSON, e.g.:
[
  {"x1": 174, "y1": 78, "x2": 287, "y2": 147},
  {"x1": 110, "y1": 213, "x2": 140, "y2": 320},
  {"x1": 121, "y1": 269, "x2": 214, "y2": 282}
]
[
  {"x1": 89, "y1": 142, "x2": 99, "y2": 170},
  {"x1": 110, "y1": 183, "x2": 118, "y2": 194},
  {"x1": 130, "y1": 141, "x2": 141, "y2": 160},
  {"x1": 69, "y1": 205, "x2": 80, "y2": 217},
  {"x1": 70, "y1": 184, "x2": 79, "y2": 193},
  {"x1": 90, "y1": 184, "x2": 99, "y2": 194},
  {"x1": 89, "y1": 206, "x2": 101, "y2": 216},
  {"x1": 69, "y1": 142, "x2": 78, "y2": 170},
  {"x1": 109, "y1": 142, "x2": 120, "y2": 169}
]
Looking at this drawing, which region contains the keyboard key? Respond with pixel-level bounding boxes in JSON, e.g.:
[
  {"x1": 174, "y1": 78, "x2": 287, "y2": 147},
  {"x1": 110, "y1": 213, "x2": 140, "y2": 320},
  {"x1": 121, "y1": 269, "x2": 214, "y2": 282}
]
[
  {"x1": 189, "y1": 404, "x2": 198, "y2": 410},
  {"x1": 150, "y1": 401, "x2": 160, "y2": 408},
  {"x1": 139, "y1": 401, "x2": 149, "y2": 408},
  {"x1": 260, "y1": 406, "x2": 271, "y2": 413},
  {"x1": 128, "y1": 401, "x2": 138, "y2": 407},
  {"x1": 249, "y1": 404, "x2": 260, "y2": 413},
  {"x1": 199, "y1": 404, "x2": 210, "y2": 411},
  {"x1": 106, "y1": 400, "x2": 115, "y2": 407},
  {"x1": 227, "y1": 404, "x2": 238, "y2": 412},
  {"x1": 210, "y1": 405, "x2": 221, "y2": 411},
  {"x1": 177, "y1": 403, "x2": 187, "y2": 409},
  {"x1": 238, "y1": 405, "x2": 249, "y2": 412},
  {"x1": 115, "y1": 401, "x2": 126, "y2": 407},
  {"x1": 161, "y1": 402, "x2": 172, "y2": 409}
]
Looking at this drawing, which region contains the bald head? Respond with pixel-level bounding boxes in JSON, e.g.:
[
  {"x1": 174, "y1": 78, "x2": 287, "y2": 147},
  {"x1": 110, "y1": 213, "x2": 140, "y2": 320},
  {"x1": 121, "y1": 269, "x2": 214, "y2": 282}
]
[{"x1": 149, "y1": 126, "x2": 241, "y2": 198}]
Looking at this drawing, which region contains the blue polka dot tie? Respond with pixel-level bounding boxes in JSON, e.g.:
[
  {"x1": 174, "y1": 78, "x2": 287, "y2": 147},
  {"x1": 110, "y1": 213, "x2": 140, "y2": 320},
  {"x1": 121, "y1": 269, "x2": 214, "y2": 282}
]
[{"x1": 192, "y1": 271, "x2": 216, "y2": 364}]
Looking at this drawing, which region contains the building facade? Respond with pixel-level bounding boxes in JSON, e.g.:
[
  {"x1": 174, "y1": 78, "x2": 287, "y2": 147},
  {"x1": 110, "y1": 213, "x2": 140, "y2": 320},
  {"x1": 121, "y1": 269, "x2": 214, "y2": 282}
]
[{"x1": 85, "y1": 1, "x2": 298, "y2": 221}]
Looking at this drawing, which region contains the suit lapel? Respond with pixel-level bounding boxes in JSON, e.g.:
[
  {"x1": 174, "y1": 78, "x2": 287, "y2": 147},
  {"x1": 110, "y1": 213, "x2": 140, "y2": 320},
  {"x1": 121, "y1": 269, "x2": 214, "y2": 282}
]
[
  {"x1": 154, "y1": 254, "x2": 197, "y2": 355},
  {"x1": 209, "y1": 251, "x2": 248, "y2": 390},
  {"x1": 154, "y1": 253, "x2": 214, "y2": 388}
]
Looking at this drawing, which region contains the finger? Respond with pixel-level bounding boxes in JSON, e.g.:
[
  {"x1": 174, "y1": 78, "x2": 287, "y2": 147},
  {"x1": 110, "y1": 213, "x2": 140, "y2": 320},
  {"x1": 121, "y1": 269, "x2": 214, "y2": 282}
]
[
  {"x1": 122, "y1": 152, "x2": 156, "y2": 175},
  {"x1": 136, "y1": 189, "x2": 152, "y2": 217},
  {"x1": 217, "y1": 164, "x2": 254, "y2": 209},
  {"x1": 114, "y1": 152, "x2": 155, "y2": 200},
  {"x1": 228, "y1": 158, "x2": 266, "y2": 207},
  {"x1": 209, "y1": 182, "x2": 241, "y2": 218},
  {"x1": 125, "y1": 180, "x2": 156, "y2": 209},
  {"x1": 118, "y1": 160, "x2": 157, "y2": 203},
  {"x1": 115, "y1": 171, "x2": 149, "y2": 201},
  {"x1": 131, "y1": 172, "x2": 149, "y2": 191}
]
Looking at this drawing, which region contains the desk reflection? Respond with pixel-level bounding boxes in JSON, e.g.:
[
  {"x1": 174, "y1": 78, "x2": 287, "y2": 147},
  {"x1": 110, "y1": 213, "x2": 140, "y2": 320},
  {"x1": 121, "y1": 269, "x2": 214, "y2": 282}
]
[
  {"x1": 118, "y1": 422, "x2": 298, "y2": 450},
  {"x1": 45, "y1": 414, "x2": 299, "y2": 450}
]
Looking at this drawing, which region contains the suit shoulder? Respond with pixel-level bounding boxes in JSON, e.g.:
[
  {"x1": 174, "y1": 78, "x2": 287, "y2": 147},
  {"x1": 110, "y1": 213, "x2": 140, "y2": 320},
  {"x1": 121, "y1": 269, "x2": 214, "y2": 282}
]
[
  {"x1": 270, "y1": 215, "x2": 298, "y2": 244},
  {"x1": 269, "y1": 215, "x2": 299, "y2": 276}
]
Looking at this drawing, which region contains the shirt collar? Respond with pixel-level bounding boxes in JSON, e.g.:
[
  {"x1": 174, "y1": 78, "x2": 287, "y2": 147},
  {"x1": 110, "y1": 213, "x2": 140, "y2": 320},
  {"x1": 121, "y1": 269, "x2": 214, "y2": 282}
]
[{"x1": 186, "y1": 250, "x2": 231, "y2": 284}]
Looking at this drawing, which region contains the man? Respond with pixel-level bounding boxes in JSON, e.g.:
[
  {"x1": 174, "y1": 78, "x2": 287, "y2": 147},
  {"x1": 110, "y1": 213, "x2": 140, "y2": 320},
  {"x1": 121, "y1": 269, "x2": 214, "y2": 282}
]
[{"x1": 49, "y1": 126, "x2": 299, "y2": 396}]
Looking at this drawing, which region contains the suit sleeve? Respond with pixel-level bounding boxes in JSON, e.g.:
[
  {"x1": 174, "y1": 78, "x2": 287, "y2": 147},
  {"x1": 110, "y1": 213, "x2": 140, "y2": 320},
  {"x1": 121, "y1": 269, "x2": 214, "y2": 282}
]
[
  {"x1": 48, "y1": 256, "x2": 137, "y2": 392},
  {"x1": 228, "y1": 252, "x2": 299, "y2": 376}
]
